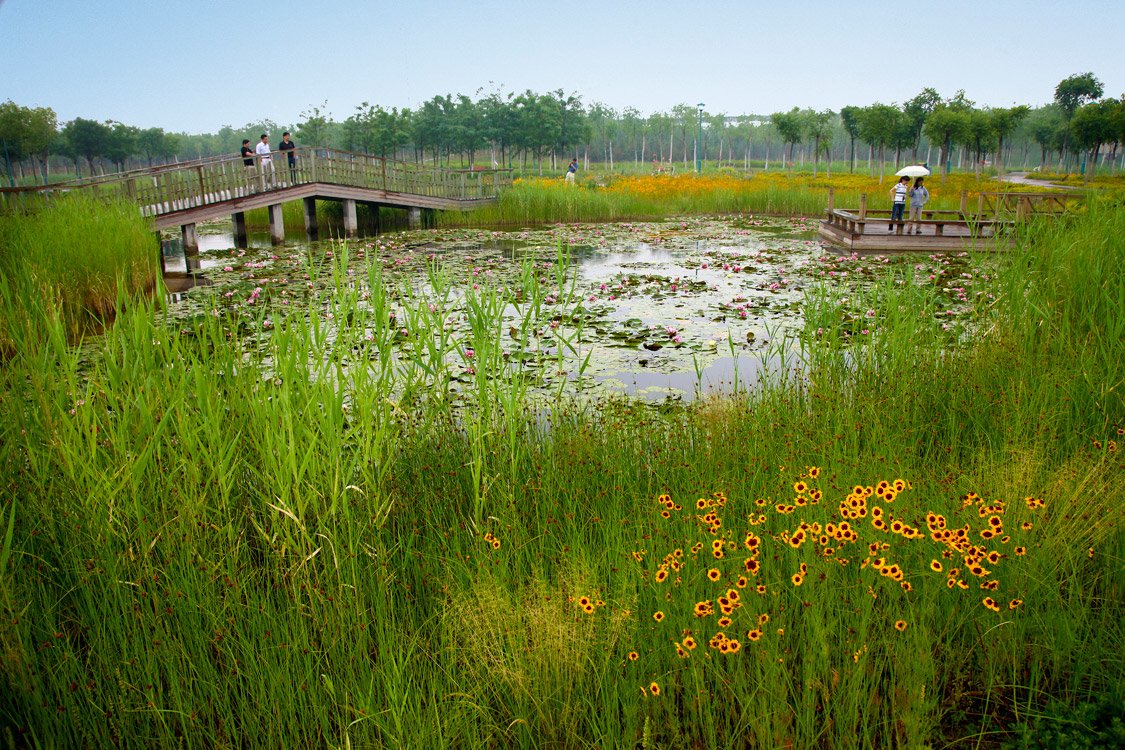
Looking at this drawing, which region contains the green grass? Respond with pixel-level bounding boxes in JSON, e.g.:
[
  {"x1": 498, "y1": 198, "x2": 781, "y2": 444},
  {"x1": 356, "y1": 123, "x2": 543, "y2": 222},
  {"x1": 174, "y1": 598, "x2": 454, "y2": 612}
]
[
  {"x1": 0, "y1": 193, "x2": 158, "y2": 344},
  {"x1": 0, "y1": 199, "x2": 1122, "y2": 748}
]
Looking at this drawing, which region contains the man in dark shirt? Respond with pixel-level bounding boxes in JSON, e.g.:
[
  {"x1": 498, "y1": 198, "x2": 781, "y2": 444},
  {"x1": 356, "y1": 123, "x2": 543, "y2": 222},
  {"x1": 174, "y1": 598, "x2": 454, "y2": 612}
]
[
  {"x1": 240, "y1": 139, "x2": 256, "y2": 193},
  {"x1": 279, "y1": 132, "x2": 297, "y2": 184}
]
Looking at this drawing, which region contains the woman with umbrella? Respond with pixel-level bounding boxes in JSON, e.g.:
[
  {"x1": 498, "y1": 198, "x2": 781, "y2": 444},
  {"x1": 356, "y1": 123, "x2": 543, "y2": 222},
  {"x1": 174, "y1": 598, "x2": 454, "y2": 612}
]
[
  {"x1": 907, "y1": 177, "x2": 930, "y2": 234},
  {"x1": 895, "y1": 165, "x2": 931, "y2": 234}
]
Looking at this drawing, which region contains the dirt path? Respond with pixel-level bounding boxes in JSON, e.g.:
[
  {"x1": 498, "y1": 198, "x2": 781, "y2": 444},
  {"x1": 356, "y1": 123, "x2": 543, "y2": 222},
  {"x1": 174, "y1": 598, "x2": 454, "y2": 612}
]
[{"x1": 995, "y1": 172, "x2": 1085, "y2": 190}]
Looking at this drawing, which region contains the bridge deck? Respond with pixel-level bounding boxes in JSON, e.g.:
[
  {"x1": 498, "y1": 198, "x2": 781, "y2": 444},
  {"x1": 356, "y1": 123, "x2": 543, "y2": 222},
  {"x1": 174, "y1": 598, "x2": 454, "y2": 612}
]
[{"x1": 0, "y1": 147, "x2": 511, "y2": 228}]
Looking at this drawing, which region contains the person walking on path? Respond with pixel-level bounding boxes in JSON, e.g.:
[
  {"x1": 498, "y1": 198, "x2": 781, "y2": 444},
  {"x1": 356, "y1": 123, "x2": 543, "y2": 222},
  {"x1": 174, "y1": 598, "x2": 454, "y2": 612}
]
[
  {"x1": 565, "y1": 158, "x2": 578, "y2": 185},
  {"x1": 240, "y1": 139, "x2": 256, "y2": 194},
  {"x1": 907, "y1": 177, "x2": 929, "y2": 234},
  {"x1": 256, "y1": 134, "x2": 275, "y2": 190},
  {"x1": 279, "y1": 132, "x2": 297, "y2": 185},
  {"x1": 889, "y1": 176, "x2": 909, "y2": 231}
]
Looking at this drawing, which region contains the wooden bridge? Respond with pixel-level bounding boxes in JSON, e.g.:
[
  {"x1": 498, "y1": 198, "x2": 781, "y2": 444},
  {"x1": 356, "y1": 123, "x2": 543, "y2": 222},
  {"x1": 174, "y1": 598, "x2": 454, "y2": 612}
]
[
  {"x1": 818, "y1": 188, "x2": 1083, "y2": 252},
  {"x1": 0, "y1": 148, "x2": 511, "y2": 251}
]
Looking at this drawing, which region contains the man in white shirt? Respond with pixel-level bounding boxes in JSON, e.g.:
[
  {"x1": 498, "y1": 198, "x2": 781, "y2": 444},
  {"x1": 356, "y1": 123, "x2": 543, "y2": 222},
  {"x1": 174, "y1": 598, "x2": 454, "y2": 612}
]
[{"x1": 256, "y1": 134, "x2": 275, "y2": 190}]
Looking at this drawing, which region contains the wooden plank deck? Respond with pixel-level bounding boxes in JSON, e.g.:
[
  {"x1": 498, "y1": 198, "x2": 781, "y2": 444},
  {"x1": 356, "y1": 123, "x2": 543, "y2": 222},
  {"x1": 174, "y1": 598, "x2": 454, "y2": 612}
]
[
  {"x1": 818, "y1": 215, "x2": 1014, "y2": 253},
  {"x1": 817, "y1": 188, "x2": 1080, "y2": 253}
]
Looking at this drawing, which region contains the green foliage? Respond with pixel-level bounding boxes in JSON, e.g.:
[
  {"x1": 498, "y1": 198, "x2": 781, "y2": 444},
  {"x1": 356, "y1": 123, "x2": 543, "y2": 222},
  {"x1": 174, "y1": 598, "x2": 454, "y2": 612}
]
[
  {"x1": 1054, "y1": 72, "x2": 1105, "y2": 120},
  {"x1": 0, "y1": 193, "x2": 157, "y2": 341},
  {"x1": 1002, "y1": 697, "x2": 1125, "y2": 750}
]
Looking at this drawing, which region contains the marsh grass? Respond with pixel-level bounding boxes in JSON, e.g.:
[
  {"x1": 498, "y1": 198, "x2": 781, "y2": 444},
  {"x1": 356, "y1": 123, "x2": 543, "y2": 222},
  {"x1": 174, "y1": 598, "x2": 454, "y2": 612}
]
[
  {"x1": 0, "y1": 193, "x2": 157, "y2": 344},
  {"x1": 0, "y1": 199, "x2": 1122, "y2": 747}
]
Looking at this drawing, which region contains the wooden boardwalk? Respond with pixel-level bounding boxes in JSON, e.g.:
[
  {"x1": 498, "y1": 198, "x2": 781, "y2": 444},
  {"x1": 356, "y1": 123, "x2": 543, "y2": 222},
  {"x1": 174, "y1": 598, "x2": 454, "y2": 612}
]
[
  {"x1": 0, "y1": 148, "x2": 511, "y2": 246},
  {"x1": 818, "y1": 189, "x2": 1082, "y2": 253}
]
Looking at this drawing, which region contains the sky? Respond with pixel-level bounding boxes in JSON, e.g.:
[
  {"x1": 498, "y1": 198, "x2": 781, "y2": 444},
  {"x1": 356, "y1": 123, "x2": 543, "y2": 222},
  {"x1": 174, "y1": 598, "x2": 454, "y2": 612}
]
[{"x1": 2, "y1": 0, "x2": 1123, "y2": 135}]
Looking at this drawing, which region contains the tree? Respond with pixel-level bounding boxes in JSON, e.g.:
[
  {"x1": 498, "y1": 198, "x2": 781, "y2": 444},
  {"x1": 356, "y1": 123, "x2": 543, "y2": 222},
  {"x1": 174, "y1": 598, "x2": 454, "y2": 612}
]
[
  {"x1": 1028, "y1": 107, "x2": 1064, "y2": 171},
  {"x1": 1071, "y1": 100, "x2": 1113, "y2": 183},
  {"x1": 988, "y1": 105, "x2": 1029, "y2": 178},
  {"x1": 621, "y1": 106, "x2": 642, "y2": 167},
  {"x1": 1054, "y1": 72, "x2": 1103, "y2": 171},
  {"x1": 923, "y1": 93, "x2": 973, "y2": 184},
  {"x1": 553, "y1": 89, "x2": 587, "y2": 169},
  {"x1": 771, "y1": 108, "x2": 804, "y2": 178},
  {"x1": 0, "y1": 100, "x2": 58, "y2": 185},
  {"x1": 672, "y1": 104, "x2": 697, "y2": 168},
  {"x1": 839, "y1": 106, "x2": 862, "y2": 173},
  {"x1": 903, "y1": 88, "x2": 941, "y2": 160},
  {"x1": 137, "y1": 127, "x2": 174, "y2": 167},
  {"x1": 804, "y1": 109, "x2": 835, "y2": 178},
  {"x1": 857, "y1": 104, "x2": 901, "y2": 183},
  {"x1": 62, "y1": 117, "x2": 111, "y2": 176},
  {"x1": 962, "y1": 109, "x2": 996, "y2": 179},
  {"x1": 295, "y1": 100, "x2": 333, "y2": 148}
]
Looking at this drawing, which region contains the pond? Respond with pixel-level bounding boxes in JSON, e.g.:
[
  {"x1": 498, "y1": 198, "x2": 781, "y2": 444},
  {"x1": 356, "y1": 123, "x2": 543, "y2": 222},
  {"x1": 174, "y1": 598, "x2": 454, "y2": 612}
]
[{"x1": 159, "y1": 216, "x2": 993, "y2": 401}]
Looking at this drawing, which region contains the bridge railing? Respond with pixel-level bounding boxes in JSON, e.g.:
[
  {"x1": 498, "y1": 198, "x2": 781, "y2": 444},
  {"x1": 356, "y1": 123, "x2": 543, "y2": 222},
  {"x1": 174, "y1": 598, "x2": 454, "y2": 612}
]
[{"x1": 0, "y1": 148, "x2": 512, "y2": 216}]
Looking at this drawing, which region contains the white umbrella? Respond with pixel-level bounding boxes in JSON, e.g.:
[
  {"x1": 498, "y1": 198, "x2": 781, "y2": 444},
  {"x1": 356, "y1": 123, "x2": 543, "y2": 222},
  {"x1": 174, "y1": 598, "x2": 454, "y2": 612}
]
[{"x1": 896, "y1": 165, "x2": 931, "y2": 177}]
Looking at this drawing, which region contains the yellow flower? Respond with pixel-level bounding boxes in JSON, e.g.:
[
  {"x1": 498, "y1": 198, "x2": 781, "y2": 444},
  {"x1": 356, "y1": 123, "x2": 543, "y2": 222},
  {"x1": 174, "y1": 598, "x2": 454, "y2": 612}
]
[
  {"x1": 649, "y1": 682, "x2": 660, "y2": 696},
  {"x1": 653, "y1": 611, "x2": 665, "y2": 622},
  {"x1": 894, "y1": 620, "x2": 907, "y2": 631}
]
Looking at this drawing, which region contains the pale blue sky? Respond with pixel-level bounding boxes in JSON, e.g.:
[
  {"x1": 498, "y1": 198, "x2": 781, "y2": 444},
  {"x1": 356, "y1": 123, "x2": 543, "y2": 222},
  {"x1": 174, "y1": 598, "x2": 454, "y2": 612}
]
[{"x1": 1, "y1": 0, "x2": 1122, "y2": 133}]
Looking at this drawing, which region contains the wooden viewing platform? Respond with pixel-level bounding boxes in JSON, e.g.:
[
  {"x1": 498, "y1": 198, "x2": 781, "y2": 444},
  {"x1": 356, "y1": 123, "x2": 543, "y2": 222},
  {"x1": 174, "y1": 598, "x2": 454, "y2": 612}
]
[
  {"x1": 818, "y1": 188, "x2": 1083, "y2": 253},
  {"x1": 0, "y1": 148, "x2": 512, "y2": 251}
]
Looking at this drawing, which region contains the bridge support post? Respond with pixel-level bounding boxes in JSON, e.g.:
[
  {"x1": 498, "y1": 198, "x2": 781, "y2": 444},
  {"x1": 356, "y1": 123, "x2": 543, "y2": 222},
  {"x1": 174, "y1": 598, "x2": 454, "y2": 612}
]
[
  {"x1": 156, "y1": 232, "x2": 167, "y2": 274},
  {"x1": 268, "y1": 204, "x2": 285, "y2": 245},
  {"x1": 303, "y1": 198, "x2": 319, "y2": 242},
  {"x1": 408, "y1": 206, "x2": 422, "y2": 229},
  {"x1": 343, "y1": 199, "x2": 358, "y2": 239},
  {"x1": 182, "y1": 223, "x2": 198, "y2": 255},
  {"x1": 232, "y1": 212, "x2": 248, "y2": 248}
]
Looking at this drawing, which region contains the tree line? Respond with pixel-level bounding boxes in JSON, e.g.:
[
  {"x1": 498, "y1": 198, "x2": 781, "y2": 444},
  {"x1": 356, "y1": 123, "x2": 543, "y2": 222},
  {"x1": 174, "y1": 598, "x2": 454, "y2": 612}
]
[{"x1": 1, "y1": 74, "x2": 1121, "y2": 185}]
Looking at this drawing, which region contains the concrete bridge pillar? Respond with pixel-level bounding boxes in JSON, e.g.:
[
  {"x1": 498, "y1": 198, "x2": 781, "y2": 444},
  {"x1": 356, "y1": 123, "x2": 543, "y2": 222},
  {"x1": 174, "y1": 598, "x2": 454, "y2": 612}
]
[
  {"x1": 182, "y1": 223, "x2": 198, "y2": 255},
  {"x1": 232, "y1": 212, "x2": 248, "y2": 248},
  {"x1": 408, "y1": 206, "x2": 422, "y2": 229},
  {"x1": 303, "y1": 197, "x2": 319, "y2": 242},
  {"x1": 268, "y1": 204, "x2": 285, "y2": 245},
  {"x1": 343, "y1": 199, "x2": 358, "y2": 239}
]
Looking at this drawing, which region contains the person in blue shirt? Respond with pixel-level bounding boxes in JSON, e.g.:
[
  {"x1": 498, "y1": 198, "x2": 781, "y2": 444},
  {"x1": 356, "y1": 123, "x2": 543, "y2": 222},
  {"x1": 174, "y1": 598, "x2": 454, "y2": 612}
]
[{"x1": 565, "y1": 158, "x2": 578, "y2": 184}]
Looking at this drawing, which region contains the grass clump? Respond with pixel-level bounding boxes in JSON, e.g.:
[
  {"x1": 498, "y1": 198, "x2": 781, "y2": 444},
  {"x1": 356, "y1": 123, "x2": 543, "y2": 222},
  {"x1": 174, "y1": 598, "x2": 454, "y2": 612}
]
[{"x1": 0, "y1": 193, "x2": 157, "y2": 343}]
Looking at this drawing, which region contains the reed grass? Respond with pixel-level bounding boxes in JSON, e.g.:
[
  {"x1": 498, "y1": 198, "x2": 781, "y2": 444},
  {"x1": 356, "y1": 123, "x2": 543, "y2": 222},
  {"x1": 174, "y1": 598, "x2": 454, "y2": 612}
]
[
  {"x1": 0, "y1": 193, "x2": 157, "y2": 344},
  {"x1": 0, "y1": 199, "x2": 1122, "y2": 748}
]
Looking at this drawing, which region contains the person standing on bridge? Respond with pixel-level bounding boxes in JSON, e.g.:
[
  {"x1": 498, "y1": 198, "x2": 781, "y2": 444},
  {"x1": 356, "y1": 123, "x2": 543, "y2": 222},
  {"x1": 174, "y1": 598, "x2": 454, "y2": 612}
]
[
  {"x1": 279, "y1": 132, "x2": 297, "y2": 185},
  {"x1": 240, "y1": 139, "x2": 256, "y2": 194},
  {"x1": 907, "y1": 177, "x2": 929, "y2": 235},
  {"x1": 256, "y1": 134, "x2": 275, "y2": 190},
  {"x1": 565, "y1": 158, "x2": 578, "y2": 185},
  {"x1": 889, "y1": 175, "x2": 909, "y2": 232}
]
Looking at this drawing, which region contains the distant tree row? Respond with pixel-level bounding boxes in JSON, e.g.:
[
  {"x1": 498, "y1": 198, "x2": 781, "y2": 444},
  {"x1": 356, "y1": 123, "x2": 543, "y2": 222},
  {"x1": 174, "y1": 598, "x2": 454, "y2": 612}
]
[
  {"x1": 2, "y1": 74, "x2": 1122, "y2": 184},
  {"x1": 768, "y1": 73, "x2": 1121, "y2": 185}
]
